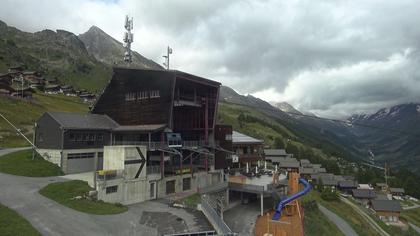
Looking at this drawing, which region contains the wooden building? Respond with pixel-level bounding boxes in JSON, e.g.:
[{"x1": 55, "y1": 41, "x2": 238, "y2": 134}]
[
  {"x1": 371, "y1": 200, "x2": 402, "y2": 222},
  {"x1": 214, "y1": 124, "x2": 233, "y2": 169},
  {"x1": 231, "y1": 131, "x2": 264, "y2": 168}
]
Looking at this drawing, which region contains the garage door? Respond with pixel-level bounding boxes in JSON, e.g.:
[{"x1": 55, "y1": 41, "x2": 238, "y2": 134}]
[{"x1": 67, "y1": 153, "x2": 95, "y2": 174}]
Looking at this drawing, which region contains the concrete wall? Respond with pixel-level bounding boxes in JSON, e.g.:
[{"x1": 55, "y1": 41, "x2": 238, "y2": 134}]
[{"x1": 37, "y1": 149, "x2": 62, "y2": 166}]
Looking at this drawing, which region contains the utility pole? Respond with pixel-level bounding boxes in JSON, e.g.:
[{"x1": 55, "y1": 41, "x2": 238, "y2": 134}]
[{"x1": 162, "y1": 46, "x2": 173, "y2": 70}]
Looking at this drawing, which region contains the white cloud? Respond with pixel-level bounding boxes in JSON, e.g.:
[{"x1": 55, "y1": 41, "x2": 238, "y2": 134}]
[{"x1": 1, "y1": 0, "x2": 420, "y2": 118}]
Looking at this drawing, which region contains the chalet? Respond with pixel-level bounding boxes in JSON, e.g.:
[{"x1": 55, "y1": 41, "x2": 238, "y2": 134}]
[
  {"x1": 8, "y1": 65, "x2": 23, "y2": 73},
  {"x1": 213, "y1": 124, "x2": 233, "y2": 170},
  {"x1": 11, "y1": 87, "x2": 34, "y2": 99},
  {"x1": 264, "y1": 149, "x2": 293, "y2": 163},
  {"x1": 79, "y1": 92, "x2": 96, "y2": 102},
  {"x1": 46, "y1": 77, "x2": 58, "y2": 85},
  {"x1": 389, "y1": 188, "x2": 405, "y2": 199},
  {"x1": 299, "y1": 167, "x2": 317, "y2": 180},
  {"x1": 338, "y1": 180, "x2": 358, "y2": 194},
  {"x1": 0, "y1": 73, "x2": 13, "y2": 85},
  {"x1": 0, "y1": 84, "x2": 15, "y2": 96},
  {"x1": 60, "y1": 85, "x2": 75, "y2": 95},
  {"x1": 300, "y1": 159, "x2": 311, "y2": 167},
  {"x1": 358, "y1": 184, "x2": 373, "y2": 189},
  {"x1": 44, "y1": 84, "x2": 60, "y2": 94},
  {"x1": 231, "y1": 131, "x2": 264, "y2": 168},
  {"x1": 278, "y1": 157, "x2": 300, "y2": 172},
  {"x1": 376, "y1": 183, "x2": 388, "y2": 192},
  {"x1": 371, "y1": 200, "x2": 402, "y2": 222},
  {"x1": 352, "y1": 189, "x2": 376, "y2": 206},
  {"x1": 36, "y1": 68, "x2": 230, "y2": 204}
]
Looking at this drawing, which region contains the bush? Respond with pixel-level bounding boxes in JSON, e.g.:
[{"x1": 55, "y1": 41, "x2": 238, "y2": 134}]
[{"x1": 320, "y1": 187, "x2": 338, "y2": 201}]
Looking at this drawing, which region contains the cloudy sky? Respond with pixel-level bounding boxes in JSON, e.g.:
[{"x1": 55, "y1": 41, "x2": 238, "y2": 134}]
[{"x1": 1, "y1": 0, "x2": 420, "y2": 118}]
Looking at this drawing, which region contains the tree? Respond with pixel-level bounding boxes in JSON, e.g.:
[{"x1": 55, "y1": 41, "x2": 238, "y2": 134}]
[{"x1": 273, "y1": 137, "x2": 285, "y2": 149}]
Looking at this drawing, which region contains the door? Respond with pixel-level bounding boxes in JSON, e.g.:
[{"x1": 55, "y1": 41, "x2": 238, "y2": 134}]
[
  {"x1": 166, "y1": 180, "x2": 175, "y2": 195},
  {"x1": 150, "y1": 182, "x2": 157, "y2": 199}
]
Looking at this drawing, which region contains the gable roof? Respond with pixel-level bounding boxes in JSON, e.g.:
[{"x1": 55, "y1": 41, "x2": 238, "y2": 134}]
[
  {"x1": 264, "y1": 149, "x2": 287, "y2": 156},
  {"x1": 389, "y1": 188, "x2": 405, "y2": 194},
  {"x1": 46, "y1": 112, "x2": 118, "y2": 130},
  {"x1": 352, "y1": 189, "x2": 376, "y2": 199},
  {"x1": 338, "y1": 180, "x2": 358, "y2": 188},
  {"x1": 371, "y1": 200, "x2": 402, "y2": 212},
  {"x1": 232, "y1": 131, "x2": 263, "y2": 144}
]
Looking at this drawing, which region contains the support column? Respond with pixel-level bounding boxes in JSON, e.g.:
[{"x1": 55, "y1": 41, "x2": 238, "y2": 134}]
[
  {"x1": 226, "y1": 188, "x2": 230, "y2": 207},
  {"x1": 240, "y1": 192, "x2": 243, "y2": 204},
  {"x1": 260, "y1": 193, "x2": 264, "y2": 216},
  {"x1": 160, "y1": 132, "x2": 165, "y2": 179}
]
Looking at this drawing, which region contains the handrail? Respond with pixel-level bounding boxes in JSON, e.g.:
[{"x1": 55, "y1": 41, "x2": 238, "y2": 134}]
[{"x1": 272, "y1": 177, "x2": 311, "y2": 220}]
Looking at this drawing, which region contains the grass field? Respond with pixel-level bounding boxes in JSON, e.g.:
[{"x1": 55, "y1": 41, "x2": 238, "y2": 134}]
[
  {"x1": 0, "y1": 149, "x2": 63, "y2": 177},
  {"x1": 39, "y1": 180, "x2": 128, "y2": 215},
  {"x1": 0, "y1": 203, "x2": 41, "y2": 236},
  {"x1": 0, "y1": 93, "x2": 88, "y2": 147},
  {"x1": 402, "y1": 208, "x2": 420, "y2": 227}
]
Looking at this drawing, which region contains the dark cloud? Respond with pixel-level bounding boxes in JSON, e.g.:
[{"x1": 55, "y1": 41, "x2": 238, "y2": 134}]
[{"x1": 1, "y1": 0, "x2": 420, "y2": 117}]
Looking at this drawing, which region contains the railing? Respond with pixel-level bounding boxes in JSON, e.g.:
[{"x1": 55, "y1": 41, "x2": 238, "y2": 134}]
[
  {"x1": 199, "y1": 182, "x2": 228, "y2": 194},
  {"x1": 228, "y1": 182, "x2": 266, "y2": 193},
  {"x1": 147, "y1": 165, "x2": 161, "y2": 175},
  {"x1": 201, "y1": 195, "x2": 236, "y2": 235},
  {"x1": 111, "y1": 140, "x2": 216, "y2": 149}
]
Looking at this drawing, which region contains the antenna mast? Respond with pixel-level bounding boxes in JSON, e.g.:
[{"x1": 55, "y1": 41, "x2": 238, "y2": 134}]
[
  {"x1": 123, "y1": 15, "x2": 134, "y2": 64},
  {"x1": 162, "y1": 46, "x2": 173, "y2": 70}
]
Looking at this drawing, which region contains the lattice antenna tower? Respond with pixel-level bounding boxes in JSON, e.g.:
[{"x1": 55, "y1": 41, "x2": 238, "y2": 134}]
[{"x1": 123, "y1": 15, "x2": 134, "y2": 64}]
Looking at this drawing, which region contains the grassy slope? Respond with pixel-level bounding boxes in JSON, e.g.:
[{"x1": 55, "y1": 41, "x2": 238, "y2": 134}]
[
  {"x1": 218, "y1": 102, "x2": 332, "y2": 160},
  {"x1": 39, "y1": 180, "x2": 127, "y2": 215},
  {"x1": 306, "y1": 191, "x2": 381, "y2": 236},
  {"x1": 0, "y1": 149, "x2": 63, "y2": 176},
  {"x1": 0, "y1": 203, "x2": 41, "y2": 236},
  {"x1": 402, "y1": 208, "x2": 420, "y2": 227},
  {"x1": 0, "y1": 93, "x2": 88, "y2": 147}
]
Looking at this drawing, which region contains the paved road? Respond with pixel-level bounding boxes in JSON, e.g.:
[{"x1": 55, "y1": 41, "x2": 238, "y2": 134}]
[
  {"x1": 318, "y1": 203, "x2": 358, "y2": 236},
  {"x1": 409, "y1": 222, "x2": 420, "y2": 234},
  {"x1": 0, "y1": 149, "x2": 212, "y2": 236},
  {"x1": 340, "y1": 196, "x2": 390, "y2": 236}
]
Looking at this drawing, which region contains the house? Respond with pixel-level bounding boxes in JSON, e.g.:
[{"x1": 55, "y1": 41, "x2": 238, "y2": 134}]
[
  {"x1": 338, "y1": 180, "x2": 358, "y2": 194},
  {"x1": 8, "y1": 65, "x2": 24, "y2": 73},
  {"x1": 319, "y1": 175, "x2": 338, "y2": 191},
  {"x1": 213, "y1": 124, "x2": 233, "y2": 169},
  {"x1": 0, "y1": 84, "x2": 15, "y2": 96},
  {"x1": 10, "y1": 87, "x2": 34, "y2": 99},
  {"x1": 60, "y1": 85, "x2": 74, "y2": 94},
  {"x1": 300, "y1": 159, "x2": 311, "y2": 167},
  {"x1": 231, "y1": 131, "x2": 264, "y2": 168},
  {"x1": 371, "y1": 200, "x2": 402, "y2": 222},
  {"x1": 45, "y1": 77, "x2": 58, "y2": 85},
  {"x1": 389, "y1": 188, "x2": 405, "y2": 199},
  {"x1": 299, "y1": 167, "x2": 317, "y2": 179},
  {"x1": 352, "y1": 189, "x2": 376, "y2": 206},
  {"x1": 44, "y1": 84, "x2": 60, "y2": 94},
  {"x1": 376, "y1": 183, "x2": 388, "y2": 192},
  {"x1": 358, "y1": 184, "x2": 373, "y2": 189},
  {"x1": 264, "y1": 149, "x2": 293, "y2": 163},
  {"x1": 0, "y1": 73, "x2": 13, "y2": 85},
  {"x1": 278, "y1": 157, "x2": 300, "y2": 172},
  {"x1": 79, "y1": 92, "x2": 96, "y2": 103}
]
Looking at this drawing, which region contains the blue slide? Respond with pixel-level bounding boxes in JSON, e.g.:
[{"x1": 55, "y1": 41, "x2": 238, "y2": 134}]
[{"x1": 272, "y1": 177, "x2": 312, "y2": 220}]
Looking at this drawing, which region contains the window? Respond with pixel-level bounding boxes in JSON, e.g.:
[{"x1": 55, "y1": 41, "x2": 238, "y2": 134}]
[
  {"x1": 166, "y1": 180, "x2": 175, "y2": 194},
  {"x1": 97, "y1": 134, "x2": 103, "y2": 141},
  {"x1": 125, "y1": 92, "x2": 136, "y2": 101},
  {"x1": 88, "y1": 134, "x2": 95, "y2": 141},
  {"x1": 137, "y1": 91, "x2": 148, "y2": 100},
  {"x1": 150, "y1": 90, "x2": 160, "y2": 98},
  {"x1": 69, "y1": 133, "x2": 75, "y2": 141},
  {"x1": 225, "y1": 134, "x2": 232, "y2": 141},
  {"x1": 67, "y1": 153, "x2": 95, "y2": 159},
  {"x1": 183, "y1": 178, "x2": 191, "y2": 191},
  {"x1": 76, "y1": 134, "x2": 83, "y2": 142},
  {"x1": 38, "y1": 133, "x2": 44, "y2": 142},
  {"x1": 106, "y1": 185, "x2": 118, "y2": 194}
]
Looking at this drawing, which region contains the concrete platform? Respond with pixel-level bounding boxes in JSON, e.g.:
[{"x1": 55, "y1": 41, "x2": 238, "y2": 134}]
[{"x1": 62, "y1": 171, "x2": 95, "y2": 187}]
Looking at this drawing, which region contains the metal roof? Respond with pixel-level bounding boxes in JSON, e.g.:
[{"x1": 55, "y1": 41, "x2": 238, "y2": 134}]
[
  {"x1": 264, "y1": 149, "x2": 287, "y2": 156},
  {"x1": 389, "y1": 188, "x2": 405, "y2": 193},
  {"x1": 352, "y1": 189, "x2": 376, "y2": 199},
  {"x1": 47, "y1": 112, "x2": 118, "y2": 130},
  {"x1": 338, "y1": 180, "x2": 358, "y2": 188},
  {"x1": 232, "y1": 131, "x2": 263, "y2": 144},
  {"x1": 371, "y1": 200, "x2": 402, "y2": 212}
]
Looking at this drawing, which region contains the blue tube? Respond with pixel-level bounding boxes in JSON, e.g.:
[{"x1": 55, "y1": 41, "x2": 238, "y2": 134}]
[{"x1": 272, "y1": 177, "x2": 311, "y2": 220}]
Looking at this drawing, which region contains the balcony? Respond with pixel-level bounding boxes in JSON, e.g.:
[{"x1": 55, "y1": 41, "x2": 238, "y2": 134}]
[{"x1": 111, "y1": 140, "x2": 215, "y2": 150}]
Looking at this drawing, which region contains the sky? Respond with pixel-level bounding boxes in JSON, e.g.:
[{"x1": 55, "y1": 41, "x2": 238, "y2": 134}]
[{"x1": 1, "y1": 0, "x2": 420, "y2": 118}]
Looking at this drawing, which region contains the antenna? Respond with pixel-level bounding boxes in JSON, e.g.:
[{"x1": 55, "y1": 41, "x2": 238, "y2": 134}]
[
  {"x1": 162, "y1": 46, "x2": 173, "y2": 70},
  {"x1": 123, "y1": 15, "x2": 134, "y2": 64}
]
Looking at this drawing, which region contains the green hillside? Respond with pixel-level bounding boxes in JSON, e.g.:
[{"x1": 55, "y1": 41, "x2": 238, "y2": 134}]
[
  {"x1": 0, "y1": 93, "x2": 88, "y2": 147},
  {"x1": 218, "y1": 102, "x2": 340, "y2": 173}
]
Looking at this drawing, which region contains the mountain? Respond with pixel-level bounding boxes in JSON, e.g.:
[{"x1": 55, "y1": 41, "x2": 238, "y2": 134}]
[
  {"x1": 347, "y1": 103, "x2": 420, "y2": 171},
  {"x1": 272, "y1": 102, "x2": 302, "y2": 115},
  {"x1": 0, "y1": 20, "x2": 161, "y2": 91},
  {"x1": 78, "y1": 26, "x2": 162, "y2": 70}
]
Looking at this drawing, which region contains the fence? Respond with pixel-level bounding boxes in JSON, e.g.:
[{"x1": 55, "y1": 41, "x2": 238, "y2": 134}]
[{"x1": 200, "y1": 195, "x2": 236, "y2": 235}]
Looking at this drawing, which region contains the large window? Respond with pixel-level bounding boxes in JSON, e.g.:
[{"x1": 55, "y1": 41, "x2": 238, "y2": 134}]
[
  {"x1": 137, "y1": 91, "x2": 148, "y2": 100},
  {"x1": 125, "y1": 92, "x2": 136, "y2": 101},
  {"x1": 67, "y1": 152, "x2": 95, "y2": 159},
  {"x1": 150, "y1": 90, "x2": 160, "y2": 98}
]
